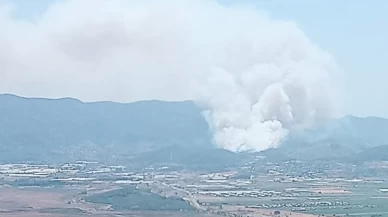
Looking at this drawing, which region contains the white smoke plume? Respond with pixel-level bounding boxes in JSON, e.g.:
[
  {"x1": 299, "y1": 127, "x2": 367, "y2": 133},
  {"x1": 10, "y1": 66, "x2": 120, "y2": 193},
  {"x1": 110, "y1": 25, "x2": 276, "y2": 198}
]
[{"x1": 0, "y1": 0, "x2": 339, "y2": 152}]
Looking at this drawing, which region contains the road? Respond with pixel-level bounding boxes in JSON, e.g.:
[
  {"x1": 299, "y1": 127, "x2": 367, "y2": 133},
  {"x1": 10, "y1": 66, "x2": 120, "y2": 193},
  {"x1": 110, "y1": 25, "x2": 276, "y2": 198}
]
[{"x1": 159, "y1": 181, "x2": 206, "y2": 211}]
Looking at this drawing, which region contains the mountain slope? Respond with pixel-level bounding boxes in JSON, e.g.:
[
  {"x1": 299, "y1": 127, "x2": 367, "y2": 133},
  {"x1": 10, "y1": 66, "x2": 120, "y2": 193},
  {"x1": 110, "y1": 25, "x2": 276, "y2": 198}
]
[
  {"x1": 0, "y1": 94, "x2": 212, "y2": 163},
  {"x1": 278, "y1": 115, "x2": 388, "y2": 161},
  {"x1": 133, "y1": 145, "x2": 240, "y2": 171},
  {"x1": 354, "y1": 145, "x2": 388, "y2": 163},
  {"x1": 1, "y1": 94, "x2": 388, "y2": 164}
]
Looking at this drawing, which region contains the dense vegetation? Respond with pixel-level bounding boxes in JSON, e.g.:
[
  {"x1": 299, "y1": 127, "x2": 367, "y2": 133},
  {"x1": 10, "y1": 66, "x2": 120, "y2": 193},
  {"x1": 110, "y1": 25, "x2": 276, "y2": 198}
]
[
  {"x1": 10, "y1": 179, "x2": 66, "y2": 187},
  {"x1": 86, "y1": 187, "x2": 193, "y2": 211}
]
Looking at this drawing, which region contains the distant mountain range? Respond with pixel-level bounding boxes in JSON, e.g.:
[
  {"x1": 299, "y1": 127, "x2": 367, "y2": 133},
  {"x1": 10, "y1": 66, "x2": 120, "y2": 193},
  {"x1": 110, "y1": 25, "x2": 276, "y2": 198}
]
[
  {"x1": 1, "y1": 94, "x2": 388, "y2": 164},
  {"x1": 0, "y1": 94, "x2": 211, "y2": 163},
  {"x1": 276, "y1": 115, "x2": 388, "y2": 161}
]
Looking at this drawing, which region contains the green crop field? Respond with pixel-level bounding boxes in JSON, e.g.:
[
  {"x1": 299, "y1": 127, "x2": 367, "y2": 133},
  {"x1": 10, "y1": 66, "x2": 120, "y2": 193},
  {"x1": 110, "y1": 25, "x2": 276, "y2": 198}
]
[{"x1": 86, "y1": 186, "x2": 194, "y2": 211}]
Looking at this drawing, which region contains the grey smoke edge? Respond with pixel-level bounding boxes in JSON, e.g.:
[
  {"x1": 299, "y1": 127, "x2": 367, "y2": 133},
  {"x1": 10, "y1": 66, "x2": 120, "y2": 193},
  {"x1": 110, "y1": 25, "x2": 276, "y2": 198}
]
[{"x1": 0, "y1": 0, "x2": 341, "y2": 152}]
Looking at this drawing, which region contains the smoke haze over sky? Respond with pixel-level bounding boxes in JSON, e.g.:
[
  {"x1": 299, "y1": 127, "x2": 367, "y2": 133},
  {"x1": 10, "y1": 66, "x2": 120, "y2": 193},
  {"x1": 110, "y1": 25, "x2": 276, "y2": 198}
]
[
  {"x1": 1, "y1": 0, "x2": 387, "y2": 118},
  {"x1": 0, "y1": 0, "x2": 387, "y2": 151}
]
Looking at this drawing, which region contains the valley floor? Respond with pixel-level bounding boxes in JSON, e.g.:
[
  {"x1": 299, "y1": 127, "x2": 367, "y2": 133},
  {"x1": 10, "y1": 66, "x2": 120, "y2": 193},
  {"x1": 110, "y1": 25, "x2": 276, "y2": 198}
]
[{"x1": 0, "y1": 160, "x2": 387, "y2": 217}]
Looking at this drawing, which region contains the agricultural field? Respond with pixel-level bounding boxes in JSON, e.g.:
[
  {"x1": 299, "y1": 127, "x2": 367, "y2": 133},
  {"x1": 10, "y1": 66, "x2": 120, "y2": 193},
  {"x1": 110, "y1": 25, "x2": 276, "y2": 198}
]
[
  {"x1": 194, "y1": 177, "x2": 388, "y2": 217},
  {"x1": 0, "y1": 160, "x2": 387, "y2": 217},
  {"x1": 85, "y1": 186, "x2": 194, "y2": 211}
]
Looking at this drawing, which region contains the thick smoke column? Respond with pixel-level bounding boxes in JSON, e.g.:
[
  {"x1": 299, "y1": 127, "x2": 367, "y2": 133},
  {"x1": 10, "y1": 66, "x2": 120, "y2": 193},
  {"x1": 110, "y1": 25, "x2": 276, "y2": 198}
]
[
  {"x1": 0, "y1": 0, "x2": 338, "y2": 152},
  {"x1": 196, "y1": 22, "x2": 337, "y2": 151}
]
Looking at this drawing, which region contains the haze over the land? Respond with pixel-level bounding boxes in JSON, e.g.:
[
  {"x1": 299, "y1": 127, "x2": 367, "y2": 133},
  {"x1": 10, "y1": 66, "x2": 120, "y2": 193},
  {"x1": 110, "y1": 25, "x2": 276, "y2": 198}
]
[
  {"x1": 0, "y1": 0, "x2": 347, "y2": 152},
  {"x1": 2, "y1": 94, "x2": 388, "y2": 164}
]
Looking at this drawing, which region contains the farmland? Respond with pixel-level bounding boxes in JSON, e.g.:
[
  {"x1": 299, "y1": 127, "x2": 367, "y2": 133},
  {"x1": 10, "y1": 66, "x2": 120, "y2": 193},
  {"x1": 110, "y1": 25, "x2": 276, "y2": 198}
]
[{"x1": 0, "y1": 159, "x2": 387, "y2": 216}]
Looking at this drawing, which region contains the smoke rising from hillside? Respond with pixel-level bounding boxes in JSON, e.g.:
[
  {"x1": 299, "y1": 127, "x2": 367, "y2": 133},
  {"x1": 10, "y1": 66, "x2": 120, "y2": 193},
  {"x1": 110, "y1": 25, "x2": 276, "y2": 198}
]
[{"x1": 0, "y1": 0, "x2": 338, "y2": 152}]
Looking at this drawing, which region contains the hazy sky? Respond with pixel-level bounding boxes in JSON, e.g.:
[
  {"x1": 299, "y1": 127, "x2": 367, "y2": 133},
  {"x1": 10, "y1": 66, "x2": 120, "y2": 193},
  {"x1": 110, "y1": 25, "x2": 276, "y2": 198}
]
[{"x1": 0, "y1": 0, "x2": 387, "y2": 118}]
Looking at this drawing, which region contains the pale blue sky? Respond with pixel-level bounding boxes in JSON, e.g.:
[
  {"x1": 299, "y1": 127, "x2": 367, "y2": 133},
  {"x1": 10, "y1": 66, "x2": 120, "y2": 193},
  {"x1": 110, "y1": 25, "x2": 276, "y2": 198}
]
[{"x1": 1, "y1": 0, "x2": 387, "y2": 118}]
